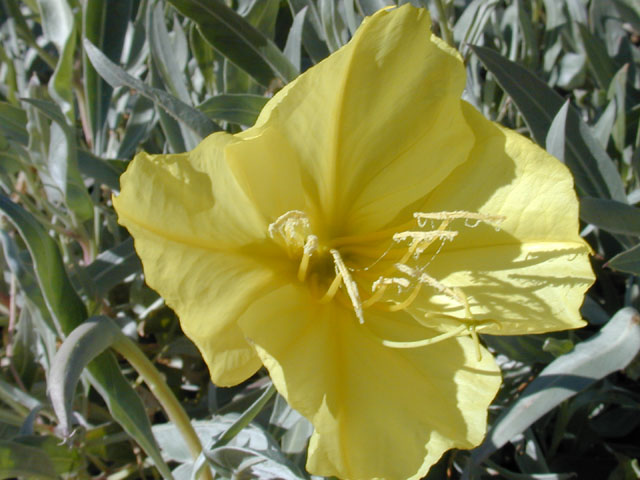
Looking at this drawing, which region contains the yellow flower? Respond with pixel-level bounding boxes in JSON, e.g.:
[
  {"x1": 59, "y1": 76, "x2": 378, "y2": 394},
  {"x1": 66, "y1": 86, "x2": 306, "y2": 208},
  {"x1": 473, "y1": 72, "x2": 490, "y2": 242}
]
[{"x1": 114, "y1": 5, "x2": 594, "y2": 479}]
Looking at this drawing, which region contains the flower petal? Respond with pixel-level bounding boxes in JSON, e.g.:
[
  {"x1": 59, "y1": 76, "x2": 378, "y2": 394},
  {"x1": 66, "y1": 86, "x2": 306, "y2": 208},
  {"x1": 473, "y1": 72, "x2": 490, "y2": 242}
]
[
  {"x1": 114, "y1": 133, "x2": 284, "y2": 385},
  {"x1": 238, "y1": 284, "x2": 501, "y2": 480},
  {"x1": 246, "y1": 4, "x2": 474, "y2": 235},
  {"x1": 409, "y1": 102, "x2": 594, "y2": 334}
]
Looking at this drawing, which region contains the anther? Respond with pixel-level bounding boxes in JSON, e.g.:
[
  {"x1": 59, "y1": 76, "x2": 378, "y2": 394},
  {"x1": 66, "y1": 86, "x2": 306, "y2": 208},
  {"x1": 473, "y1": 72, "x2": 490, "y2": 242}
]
[
  {"x1": 414, "y1": 211, "x2": 505, "y2": 225},
  {"x1": 392, "y1": 231, "x2": 457, "y2": 243},
  {"x1": 268, "y1": 210, "x2": 312, "y2": 258},
  {"x1": 297, "y1": 235, "x2": 318, "y2": 282},
  {"x1": 330, "y1": 249, "x2": 364, "y2": 324}
]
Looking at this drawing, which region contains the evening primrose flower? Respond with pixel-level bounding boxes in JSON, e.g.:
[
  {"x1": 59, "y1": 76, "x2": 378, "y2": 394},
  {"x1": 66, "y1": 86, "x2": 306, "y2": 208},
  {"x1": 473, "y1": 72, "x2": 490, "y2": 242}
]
[{"x1": 114, "y1": 4, "x2": 594, "y2": 480}]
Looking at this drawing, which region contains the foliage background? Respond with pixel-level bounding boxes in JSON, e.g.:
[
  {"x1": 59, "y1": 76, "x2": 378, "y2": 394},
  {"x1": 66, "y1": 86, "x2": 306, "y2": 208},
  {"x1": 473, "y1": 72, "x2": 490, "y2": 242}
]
[{"x1": 0, "y1": 0, "x2": 639, "y2": 478}]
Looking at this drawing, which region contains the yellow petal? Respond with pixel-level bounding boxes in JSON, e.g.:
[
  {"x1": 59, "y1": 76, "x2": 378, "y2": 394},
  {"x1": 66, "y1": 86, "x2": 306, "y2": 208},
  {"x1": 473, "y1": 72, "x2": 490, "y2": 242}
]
[
  {"x1": 409, "y1": 102, "x2": 594, "y2": 334},
  {"x1": 238, "y1": 284, "x2": 501, "y2": 480},
  {"x1": 114, "y1": 133, "x2": 284, "y2": 385},
  {"x1": 224, "y1": 126, "x2": 311, "y2": 224},
  {"x1": 244, "y1": 4, "x2": 474, "y2": 235}
]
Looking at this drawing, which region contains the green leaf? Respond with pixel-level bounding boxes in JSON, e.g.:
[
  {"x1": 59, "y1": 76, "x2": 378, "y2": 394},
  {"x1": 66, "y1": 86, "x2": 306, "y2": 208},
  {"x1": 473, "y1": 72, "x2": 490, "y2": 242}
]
[
  {"x1": 0, "y1": 439, "x2": 57, "y2": 479},
  {"x1": 578, "y1": 23, "x2": 617, "y2": 90},
  {"x1": 198, "y1": 94, "x2": 268, "y2": 126},
  {"x1": 283, "y1": 7, "x2": 307, "y2": 72},
  {"x1": 580, "y1": 197, "x2": 640, "y2": 236},
  {"x1": 269, "y1": 394, "x2": 313, "y2": 454},
  {"x1": 83, "y1": 0, "x2": 133, "y2": 154},
  {"x1": 48, "y1": 318, "x2": 122, "y2": 433},
  {"x1": 49, "y1": 316, "x2": 174, "y2": 479},
  {"x1": 319, "y1": 0, "x2": 346, "y2": 52},
  {"x1": 0, "y1": 102, "x2": 28, "y2": 146},
  {"x1": 212, "y1": 384, "x2": 276, "y2": 449},
  {"x1": 167, "y1": 0, "x2": 298, "y2": 87},
  {"x1": 21, "y1": 98, "x2": 94, "y2": 222},
  {"x1": 470, "y1": 45, "x2": 626, "y2": 202},
  {"x1": 287, "y1": 0, "x2": 330, "y2": 64},
  {"x1": 608, "y1": 243, "x2": 640, "y2": 275},
  {"x1": 149, "y1": 3, "x2": 192, "y2": 104},
  {"x1": 83, "y1": 39, "x2": 219, "y2": 140},
  {"x1": 545, "y1": 100, "x2": 569, "y2": 160},
  {"x1": 593, "y1": 98, "x2": 616, "y2": 148},
  {"x1": 36, "y1": 0, "x2": 76, "y2": 121},
  {"x1": 453, "y1": 0, "x2": 499, "y2": 55},
  {"x1": 0, "y1": 378, "x2": 41, "y2": 414},
  {"x1": 471, "y1": 307, "x2": 640, "y2": 465},
  {"x1": 82, "y1": 238, "x2": 141, "y2": 297},
  {"x1": 116, "y1": 95, "x2": 157, "y2": 159},
  {"x1": 357, "y1": 0, "x2": 394, "y2": 16},
  {"x1": 0, "y1": 194, "x2": 86, "y2": 335},
  {"x1": 608, "y1": 64, "x2": 629, "y2": 154},
  {"x1": 243, "y1": 0, "x2": 280, "y2": 39},
  {"x1": 0, "y1": 227, "x2": 55, "y2": 332},
  {"x1": 613, "y1": 0, "x2": 640, "y2": 34},
  {"x1": 13, "y1": 435, "x2": 83, "y2": 476},
  {"x1": 189, "y1": 24, "x2": 217, "y2": 93},
  {"x1": 77, "y1": 149, "x2": 123, "y2": 191}
]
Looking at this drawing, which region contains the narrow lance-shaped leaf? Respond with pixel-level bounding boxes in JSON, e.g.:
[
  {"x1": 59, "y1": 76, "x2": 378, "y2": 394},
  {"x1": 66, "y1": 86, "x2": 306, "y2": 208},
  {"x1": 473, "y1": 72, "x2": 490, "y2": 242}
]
[
  {"x1": 0, "y1": 440, "x2": 57, "y2": 479},
  {"x1": 198, "y1": 94, "x2": 268, "y2": 126},
  {"x1": 37, "y1": 0, "x2": 76, "y2": 121},
  {"x1": 166, "y1": 0, "x2": 299, "y2": 87},
  {"x1": 81, "y1": 237, "x2": 141, "y2": 297},
  {"x1": 22, "y1": 98, "x2": 94, "y2": 222},
  {"x1": 0, "y1": 194, "x2": 86, "y2": 335},
  {"x1": 577, "y1": 23, "x2": 617, "y2": 90},
  {"x1": 283, "y1": 7, "x2": 307, "y2": 73},
  {"x1": 545, "y1": 100, "x2": 568, "y2": 160},
  {"x1": 580, "y1": 197, "x2": 640, "y2": 236},
  {"x1": 607, "y1": 243, "x2": 640, "y2": 275},
  {"x1": 83, "y1": 0, "x2": 133, "y2": 154},
  {"x1": 84, "y1": 39, "x2": 219, "y2": 139},
  {"x1": 470, "y1": 45, "x2": 626, "y2": 202},
  {"x1": 287, "y1": 0, "x2": 330, "y2": 64},
  {"x1": 148, "y1": 3, "x2": 192, "y2": 104}
]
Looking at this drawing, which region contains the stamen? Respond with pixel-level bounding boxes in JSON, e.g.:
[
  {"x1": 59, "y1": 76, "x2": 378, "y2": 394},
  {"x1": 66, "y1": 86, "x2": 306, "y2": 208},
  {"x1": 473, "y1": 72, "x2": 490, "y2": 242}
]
[
  {"x1": 381, "y1": 325, "x2": 468, "y2": 349},
  {"x1": 372, "y1": 277, "x2": 411, "y2": 290},
  {"x1": 363, "y1": 277, "x2": 410, "y2": 308},
  {"x1": 268, "y1": 210, "x2": 312, "y2": 258},
  {"x1": 330, "y1": 249, "x2": 364, "y2": 324},
  {"x1": 375, "y1": 319, "x2": 496, "y2": 354},
  {"x1": 470, "y1": 325, "x2": 482, "y2": 361},
  {"x1": 297, "y1": 235, "x2": 318, "y2": 282},
  {"x1": 386, "y1": 283, "x2": 422, "y2": 312},
  {"x1": 392, "y1": 231, "x2": 457, "y2": 243},
  {"x1": 414, "y1": 211, "x2": 505, "y2": 225},
  {"x1": 396, "y1": 264, "x2": 468, "y2": 308},
  {"x1": 362, "y1": 285, "x2": 387, "y2": 308},
  {"x1": 319, "y1": 272, "x2": 342, "y2": 303},
  {"x1": 396, "y1": 221, "x2": 454, "y2": 266}
]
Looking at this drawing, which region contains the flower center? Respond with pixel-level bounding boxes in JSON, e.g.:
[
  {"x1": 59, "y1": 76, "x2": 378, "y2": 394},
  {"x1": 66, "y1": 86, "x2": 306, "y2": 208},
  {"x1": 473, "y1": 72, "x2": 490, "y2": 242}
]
[{"x1": 268, "y1": 209, "x2": 505, "y2": 358}]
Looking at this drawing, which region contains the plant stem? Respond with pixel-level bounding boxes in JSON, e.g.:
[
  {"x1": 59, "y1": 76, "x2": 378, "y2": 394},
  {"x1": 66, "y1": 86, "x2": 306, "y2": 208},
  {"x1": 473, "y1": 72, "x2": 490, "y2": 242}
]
[
  {"x1": 114, "y1": 334, "x2": 213, "y2": 480},
  {"x1": 434, "y1": 0, "x2": 454, "y2": 47}
]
